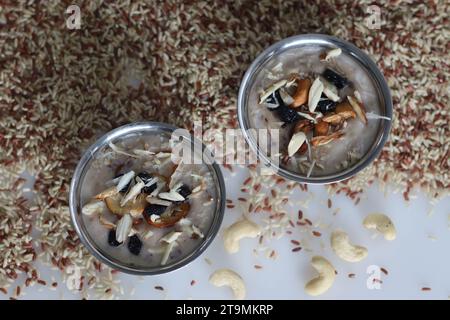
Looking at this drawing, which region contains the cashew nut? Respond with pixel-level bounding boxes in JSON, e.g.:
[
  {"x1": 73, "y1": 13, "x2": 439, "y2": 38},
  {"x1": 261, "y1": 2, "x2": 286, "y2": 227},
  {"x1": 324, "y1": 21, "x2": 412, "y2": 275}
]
[
  {"x1": 223, "y1": 218, "x2": 261, "y2": 254},
  {"x1": 330, "y1": 230, "x2": 368, "y2": 262},
  {"x1": 304, "y1": 256, "x2": 336, "y2": 296},
  {"x1": 82, "y1": 200, "x2": 106, "y2": 216},
  {"x1": 363, "y1": 213, "x2": 396, "y2": 240},
  {"x1": 209, "y1": 269, "x2": 246, "y2": 300}
]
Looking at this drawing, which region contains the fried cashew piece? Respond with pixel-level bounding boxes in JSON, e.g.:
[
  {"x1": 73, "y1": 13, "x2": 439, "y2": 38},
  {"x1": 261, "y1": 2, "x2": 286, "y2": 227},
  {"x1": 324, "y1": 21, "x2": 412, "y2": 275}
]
[
  {"x1": 223, "y1": 218, "x2": 261, "y2": 254},
  {"x1": 304, "y1": 256, "x2": 336, "y2": 296},
  {"x1": 209, "y1": 269, "x2": 246, "y2": 300},
  {"x1": 347, "y1": 95, "x2": 367, "y2": 125},
  {"x1": 82, "y1": 200, "x2": 106, "y2": 216},
  {"x1": 363, "y1": 213, "x2": 396, "y2": 240},
  {"x1": 290, "y1": 78, "x2": 312, "y2": 108},
  {"x1": 94, "y1": 186, "x2": 118, "y2": 200},
  {"x1": 311, "y1": 131, "x2": 344, "y2": 147},
  {"x1": 330, "y1": 230, "x2": 368, "y2": 262}
]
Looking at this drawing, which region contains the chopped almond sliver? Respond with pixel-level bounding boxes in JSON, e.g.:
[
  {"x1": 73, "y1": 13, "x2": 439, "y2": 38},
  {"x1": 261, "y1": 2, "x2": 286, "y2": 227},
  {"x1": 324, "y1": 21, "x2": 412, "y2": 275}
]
[
  {"x1": 322, "y1": 113, "x2": 343, "y2": 125},
  {"x1": 259, "y1": 79, "x2": 288, "y2": 104},
  {"x1": 320, "y1": 48, "x2": 342, "y2": 62},
  {"x1": 311, "y1": 131, "x2": 345, "y2": 147},
  {"x1": 288, "y1": 132, "x2": 307, "y2": 157},
  {"x1": 347, "y1": 96, "x2": 367, "y2": 125},
  {"x1": 308, "y1": 78, "x2": 324, "y2": 113}
]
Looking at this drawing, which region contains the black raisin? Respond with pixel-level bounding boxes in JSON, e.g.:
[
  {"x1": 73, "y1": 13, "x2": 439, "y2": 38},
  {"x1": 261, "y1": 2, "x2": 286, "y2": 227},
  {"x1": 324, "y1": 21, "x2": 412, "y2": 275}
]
[
  {"x1": 317, "y1": 96, "x2": 337, "y2": 113},
  {"x1": 276, "y1": 103, "x2": 301, "y2": 123},
  {"x1": 137, "y1": 172, "x2": 152, "y2": 184},
  {"x1": 322, "y1": 69, "x2": 349, "y2": 89},
  {"x1": 265, "y1": 91, "x2": 278, "y2": 105},
  {"x1": 137, "y1": 172, "x2": 157, "y2": 194},
  {"x1": 265, "y1": 90, "x2": 284, "y2": 111},
  {"x1": 264, "y1": 90, "x2": 300, "y2": 123},
  {"x1": 143, "y1": 204, "x2": 167, "y2": 219},
  {"x1": 108, "y1": 229, "x2": 122, "y2": 247},
  {"x1": 142, "y1": 184, "x2": 157, "y2": 194},
  {"x1": 177, "y1": 184, "x2": 191, "y2": 199},
  {"x1": 127, "y1": 235, "x2": 142, "y2": 255}
]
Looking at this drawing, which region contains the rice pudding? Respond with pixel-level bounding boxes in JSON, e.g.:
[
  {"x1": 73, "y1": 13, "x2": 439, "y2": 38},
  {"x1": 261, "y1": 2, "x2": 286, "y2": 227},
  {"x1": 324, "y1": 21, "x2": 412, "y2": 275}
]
[
  {"x1": 248, "y1": 45, "x2": 390, "y2": 177},
  {"x1": 80, "y1": 131, "x2": 217, "y2": 269}
]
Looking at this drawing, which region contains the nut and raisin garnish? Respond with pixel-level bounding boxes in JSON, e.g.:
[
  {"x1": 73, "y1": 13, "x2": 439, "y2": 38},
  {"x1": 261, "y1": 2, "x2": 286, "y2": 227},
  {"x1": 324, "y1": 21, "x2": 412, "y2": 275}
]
[
  {"x1": 258, "y1": 47, "x2": 374, "y2": 177},
  {"x1": 82, "y1": 139, "x2": 212, "y2": 267}
]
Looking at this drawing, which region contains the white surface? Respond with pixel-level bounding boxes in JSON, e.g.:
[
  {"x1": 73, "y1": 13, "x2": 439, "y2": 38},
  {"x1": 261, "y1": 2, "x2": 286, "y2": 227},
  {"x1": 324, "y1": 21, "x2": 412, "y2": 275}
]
[{"x1": 5, "y1": 165, "x2": 450, "y2": 300}]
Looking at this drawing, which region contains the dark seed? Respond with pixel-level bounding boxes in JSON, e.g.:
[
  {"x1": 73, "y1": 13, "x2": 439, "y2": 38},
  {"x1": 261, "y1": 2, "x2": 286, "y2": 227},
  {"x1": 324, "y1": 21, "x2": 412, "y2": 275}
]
[
  {"x1": 322, "y1": 68, "x2": 349, "y2": 89},
  {"x1": 127, "y1": 235, "x2": 142, "y2": 255},
  {"x1": 108, "y1": 229, "x2": 122, "y2": 247},
  {"x1": 142, "y1": 184, "x2": 157, "y2": 194},
  {"x1": 137, "y1": 172, "x2": 152, "y2": 184},
  {"x1": 143, "y1": 204, "x2": 167, "y2": 219},
  {"x1": 177, "y1": 184, "x2": 191, "y2": 199},
  {"x1": 264, "y1": 90, "x2": 300, "y2": 123},
  {"x1": 137, "y1": 172, "x2": 157, "y2": 194},
  {"x1": 266, "y1": 90, "x2": 285, "y2": 112},
  {"x1": 317, "y1": 96, "x2": 337, "y2": 113},
  {"x1": 276, "y1": 104, "x2": 301, "y2": 123},
  {"x1": 265, "y1": 91, "x2": 278, "y2": 105}
]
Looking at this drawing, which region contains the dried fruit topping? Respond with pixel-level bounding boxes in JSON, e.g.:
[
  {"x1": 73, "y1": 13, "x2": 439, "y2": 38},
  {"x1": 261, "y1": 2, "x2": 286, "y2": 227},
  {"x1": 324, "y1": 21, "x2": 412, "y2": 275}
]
[
  {"x1": 322, "y1": 113, "x2": 344, "y2": 125},
  {"x1": 288, "y1": 131, "x2": 307, "y2": 157},
  {"x1": 347, "y1": 96, "x2": 367, "y2": 125},
  {"x1": 323, "y1": 85, "x2": 340, "y2": 102},
  {"x1": 82, "y1": 200, "x2": 105, "y2": 216},
  {"x1": 322, "y1": 68, "x2": 349, "y2": 89},
  {"x1": 137, "y1": 172, "x2": 158, "y2": 194},
  {"x1": 99, "y1": 215, "x2": 116, "y2": 229},
  {"x1": 105, "y1": 193, "x2": 147, "y2": 218},
  {"x1": 290, "y1": 78, "x2": 311, "y2": 108},
  {"x1": 259, "y1": 79, "x2": 288, "y2": 104},
  {"x1": 177, "y1": 184, "x2": 192, "y2": 199},
  {"x1": 308, "y1": 78, "x2": 324, "y2": 113},
  {"x1": 314, "y1": 121, "x2": 330, "y2": 136},
  {"x1": 354, "y1": 90, "x2": 363, "y2": 103},
  {"x1": 146, "y1": 197, "x2": 172, "y2": 206},
  {"x1": 108, "y1": 229, "x2": 122, "y2": 247},
  {"x1": 265, "y1": 90, "x2": 279, "y2": 106},
  {"x1": 160, "y1": 231, "x2": 182, "y2": 244},
  {"x1": 317, "y1": 96, "x2": 337, "y2": 113},
  {"x1": 143, "y1": 204, "x2": 168, "y2": 218},
  {"x1": 115, "y1": 214, "x2": 133, "y2": 243},
  {"x1": 311, "y1": 131, "x2": 345, "y2": 147},
  {"x1": 94, "y1": 186, "x2": 118, "y2": 200},
  {"x1": 293, "y1": 119, "x2": 314, "y2": 134},
  {"x1": 144, "y1": 202, "x2": 191, "y2": 228},
  {"x1": 109, "y1": 141, "x2": 140, "y2": 158},
  {"x1": 296, "y1": 111, "x2": 318, "y2": 123},
  {"x1": 127, "y1": 235, "x2": 142, "y2": 255},
  {"x1": 116, "y1": 171, "x2": 135, "y2": 193},
  {"x1": 335, "y1": 101, "x2": 357, "y2": 119},
  {"x1": 298, "y1": 142, "x2": 308, "y2": 155},
  {"x1": 279, "y1": 88, "x2": 294, "y2": 106},
  {"x1": 321, "y1": 48, "x2": 342, "y2": 62},
  {"x1": 276, "y1": 103, "x2": 301, "y2": 123},
  {"x1": 158, "y1": 190, "x2": 185, "y2": 202},
  {"x1": 120, "y1": 181, "x2": 145, "y2": 206},
  {"x1": 137, "y1": 172, "x2": 153, "y2": 184},
  {"x1": 263, "y1": 88, "x2": 302, "y2": 123}
]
